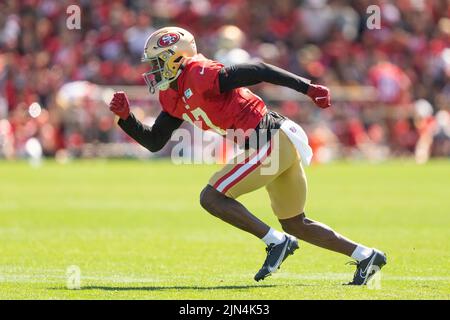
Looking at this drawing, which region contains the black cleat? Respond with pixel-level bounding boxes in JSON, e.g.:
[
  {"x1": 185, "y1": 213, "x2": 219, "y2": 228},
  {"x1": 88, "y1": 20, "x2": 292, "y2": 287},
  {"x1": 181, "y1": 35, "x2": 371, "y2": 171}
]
[
  {"x1": 345, "y1": 249, "x2": 387, "y2": 285},
  {"x1": 254, "y1": 235, "x2": 299, "y2": 282}
]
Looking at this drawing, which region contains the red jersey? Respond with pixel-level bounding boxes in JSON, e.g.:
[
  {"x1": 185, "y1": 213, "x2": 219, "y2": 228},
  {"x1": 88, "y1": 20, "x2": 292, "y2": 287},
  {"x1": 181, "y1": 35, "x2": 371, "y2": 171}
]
[{"x1": 159, "y1": 54, "x2": 267, "y2": 135}]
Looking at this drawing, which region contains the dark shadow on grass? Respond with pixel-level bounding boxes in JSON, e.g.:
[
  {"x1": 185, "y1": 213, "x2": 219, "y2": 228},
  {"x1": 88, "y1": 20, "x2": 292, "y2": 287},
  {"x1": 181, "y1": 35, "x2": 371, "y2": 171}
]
[
  {"x1": 49, "y1": 283, "x2": 315, "y2": 291},
  {"x1": 58, "y1": 284, "x2": 278, "y2": 291}
]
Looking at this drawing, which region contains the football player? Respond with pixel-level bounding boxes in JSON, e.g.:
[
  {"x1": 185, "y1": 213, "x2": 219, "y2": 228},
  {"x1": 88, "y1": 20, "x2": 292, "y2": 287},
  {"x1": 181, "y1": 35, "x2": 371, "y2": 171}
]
[{"x1": 109, "y1": 27, "x2": 387, "y2": 285}]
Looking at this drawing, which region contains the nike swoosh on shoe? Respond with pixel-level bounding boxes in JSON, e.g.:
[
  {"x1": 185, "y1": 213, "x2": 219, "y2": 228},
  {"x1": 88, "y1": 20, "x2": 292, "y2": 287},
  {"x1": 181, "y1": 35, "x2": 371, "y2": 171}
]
[
  {"x1": 267, "y1": 242, "x2": 288, "y2": 273},
  {"x1": 360, "y1": 252, "x2": 379, "y2": 284}
]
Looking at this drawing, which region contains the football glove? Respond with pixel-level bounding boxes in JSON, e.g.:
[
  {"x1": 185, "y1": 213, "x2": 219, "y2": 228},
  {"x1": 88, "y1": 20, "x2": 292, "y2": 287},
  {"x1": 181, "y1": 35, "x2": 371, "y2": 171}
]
[
  {"x1": 307, "y1": 84, "x2": 331, "y2": 109},
  {"x1": 109, "y1": 91, "x2": 130, "y2": 120}
]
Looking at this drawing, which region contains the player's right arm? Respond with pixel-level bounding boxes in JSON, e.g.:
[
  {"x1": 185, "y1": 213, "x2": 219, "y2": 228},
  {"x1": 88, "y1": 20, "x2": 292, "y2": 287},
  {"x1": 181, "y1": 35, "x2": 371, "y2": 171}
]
[{"x1": 109, "y1": 92, "x2": 183, "y2": 152}]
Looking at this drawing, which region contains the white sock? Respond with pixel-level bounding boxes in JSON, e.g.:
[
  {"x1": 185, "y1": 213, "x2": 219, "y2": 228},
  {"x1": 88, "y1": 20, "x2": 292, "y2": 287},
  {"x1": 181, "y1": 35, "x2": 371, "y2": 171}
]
[
  {"x1": 261, "y1": 228, "x2": 286, "y2": 246},
  {"x1": 351, "y1": 245, "x2": 374, "y2": 262}
]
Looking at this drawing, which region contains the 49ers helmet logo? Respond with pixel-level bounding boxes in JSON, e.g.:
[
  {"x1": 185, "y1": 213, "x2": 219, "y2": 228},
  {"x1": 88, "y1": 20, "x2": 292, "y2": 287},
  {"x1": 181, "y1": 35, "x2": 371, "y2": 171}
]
[{"x1": 157, "y1": 33, "x2": 180, "y2": 47}]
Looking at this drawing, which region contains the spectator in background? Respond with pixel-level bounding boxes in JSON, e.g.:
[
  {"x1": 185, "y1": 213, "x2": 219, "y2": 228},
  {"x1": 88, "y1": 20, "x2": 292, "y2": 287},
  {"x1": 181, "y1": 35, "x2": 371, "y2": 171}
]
[
  {"x1": 368, "y1": 54, "x2": 412, "y2": 105},
  {"x1": 0, "y1": 0, "x2": 448, "y2": 161},
  {"x1": 125, "y1": 13, "x2": 155, "y2": 59}
]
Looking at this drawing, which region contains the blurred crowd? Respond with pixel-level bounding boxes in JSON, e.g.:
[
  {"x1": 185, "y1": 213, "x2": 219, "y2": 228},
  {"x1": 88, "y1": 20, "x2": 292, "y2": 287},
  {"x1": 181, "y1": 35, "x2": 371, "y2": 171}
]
[{"x1": 0, "y1": 0, "x2": 449, "y2": 163}]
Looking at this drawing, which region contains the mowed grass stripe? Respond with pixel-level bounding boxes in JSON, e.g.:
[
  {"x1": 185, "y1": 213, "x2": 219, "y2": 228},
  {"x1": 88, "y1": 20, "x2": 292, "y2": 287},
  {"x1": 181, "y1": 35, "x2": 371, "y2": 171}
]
[{"x1": 0, "y1": 159, "x2": 449, "y2": 299}]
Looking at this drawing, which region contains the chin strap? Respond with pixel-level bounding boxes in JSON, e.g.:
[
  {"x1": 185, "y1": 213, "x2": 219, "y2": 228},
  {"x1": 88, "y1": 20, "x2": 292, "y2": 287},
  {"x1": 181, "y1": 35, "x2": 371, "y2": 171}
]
[{"x1": 158, "y1": 69, "x2": 183, "y2": 91}]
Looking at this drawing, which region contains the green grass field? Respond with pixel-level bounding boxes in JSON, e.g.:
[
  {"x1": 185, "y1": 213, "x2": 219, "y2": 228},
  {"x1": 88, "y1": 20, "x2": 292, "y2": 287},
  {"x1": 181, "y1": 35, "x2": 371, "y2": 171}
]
[{"x1": 0, "y1": 159, "x2": 449, "y2": 299}]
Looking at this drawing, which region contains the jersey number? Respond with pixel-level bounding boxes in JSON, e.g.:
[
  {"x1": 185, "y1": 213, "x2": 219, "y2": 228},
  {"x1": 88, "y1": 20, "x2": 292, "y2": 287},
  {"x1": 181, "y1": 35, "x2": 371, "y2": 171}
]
[{"x1": 182, "y1": 107, "x2": 226, "y2": 135}]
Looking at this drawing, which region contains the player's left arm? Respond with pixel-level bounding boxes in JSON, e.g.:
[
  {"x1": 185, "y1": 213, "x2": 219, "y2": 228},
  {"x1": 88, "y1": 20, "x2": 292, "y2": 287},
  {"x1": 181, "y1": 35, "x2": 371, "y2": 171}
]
[{"x1": 218, "y1": 62, "x2": 331, "y2": 108}]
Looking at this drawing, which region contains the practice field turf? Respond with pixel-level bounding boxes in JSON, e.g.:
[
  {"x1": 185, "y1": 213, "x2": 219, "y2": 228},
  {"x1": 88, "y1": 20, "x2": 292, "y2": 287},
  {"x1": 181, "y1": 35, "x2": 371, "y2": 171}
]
[{"x1": 0, "y1": 159, "x2": 449, "y2": 300}]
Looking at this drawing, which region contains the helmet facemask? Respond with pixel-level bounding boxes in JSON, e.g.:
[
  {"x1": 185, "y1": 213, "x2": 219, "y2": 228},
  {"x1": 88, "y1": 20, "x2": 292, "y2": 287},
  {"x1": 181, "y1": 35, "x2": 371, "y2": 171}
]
[{"x1": 142, "y1": 49, "x2": 182, "y2": 94}]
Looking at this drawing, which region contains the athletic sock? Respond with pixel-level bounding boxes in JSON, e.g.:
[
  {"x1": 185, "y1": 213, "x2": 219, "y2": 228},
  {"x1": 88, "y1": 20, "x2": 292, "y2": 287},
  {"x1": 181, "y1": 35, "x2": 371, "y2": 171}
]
[
  {"x1": 351, "y1": 245, "x2": 374, "y2": 262},
  {"x1": 261, "y1": 228, "x2": 286, "y2": 246}
]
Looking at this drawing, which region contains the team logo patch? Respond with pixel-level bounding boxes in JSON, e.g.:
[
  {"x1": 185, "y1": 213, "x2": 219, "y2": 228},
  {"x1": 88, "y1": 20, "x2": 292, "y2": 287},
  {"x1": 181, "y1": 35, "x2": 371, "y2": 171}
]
[
  {"x1": 184, "y1": 88, "x2": 193, "y2": 99},
  {"x1": 157, "y1": 33, "x2": 180, "y2": 47}
]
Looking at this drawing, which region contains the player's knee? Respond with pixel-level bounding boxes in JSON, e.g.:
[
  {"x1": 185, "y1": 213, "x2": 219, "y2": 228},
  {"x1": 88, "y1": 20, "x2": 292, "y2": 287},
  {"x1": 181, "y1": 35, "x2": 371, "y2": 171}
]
[
  {"x1": 199, "y1": 185, "x2": 220, "y2": 214},
  {"x1": 199, "y1": 186, "x2": 210, "y2": 210},
  {"x1": 280, "y1": 212, "x2": 306, "y2": 234},
  {"x1": 281, "y1": 221, "x2": 296, "y2": 234}
]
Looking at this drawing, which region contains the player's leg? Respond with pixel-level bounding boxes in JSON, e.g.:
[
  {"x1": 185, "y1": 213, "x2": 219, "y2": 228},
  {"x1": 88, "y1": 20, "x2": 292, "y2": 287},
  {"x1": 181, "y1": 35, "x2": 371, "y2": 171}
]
[
  {"x1": 267, "y1": 161, "x2": 357, "y2": 254},
  {"x1": 281, "y1": 215, "x2": 359, "y2": 256},
  {"x1": 200, "y1": 139, "x2": 286, "y2": 240},
  {"x1": 269, "y1": 158, "x2": 386, "y2": 284},
  {"x1": 282, "y1": 210, "x2": 387, "y2": 285},
  {"x1": 200, "y1": 134, "x2": 299, "y2": 280},
  {"x1": 200, "y1": 185, "x2": 270, "y2": 238}
]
